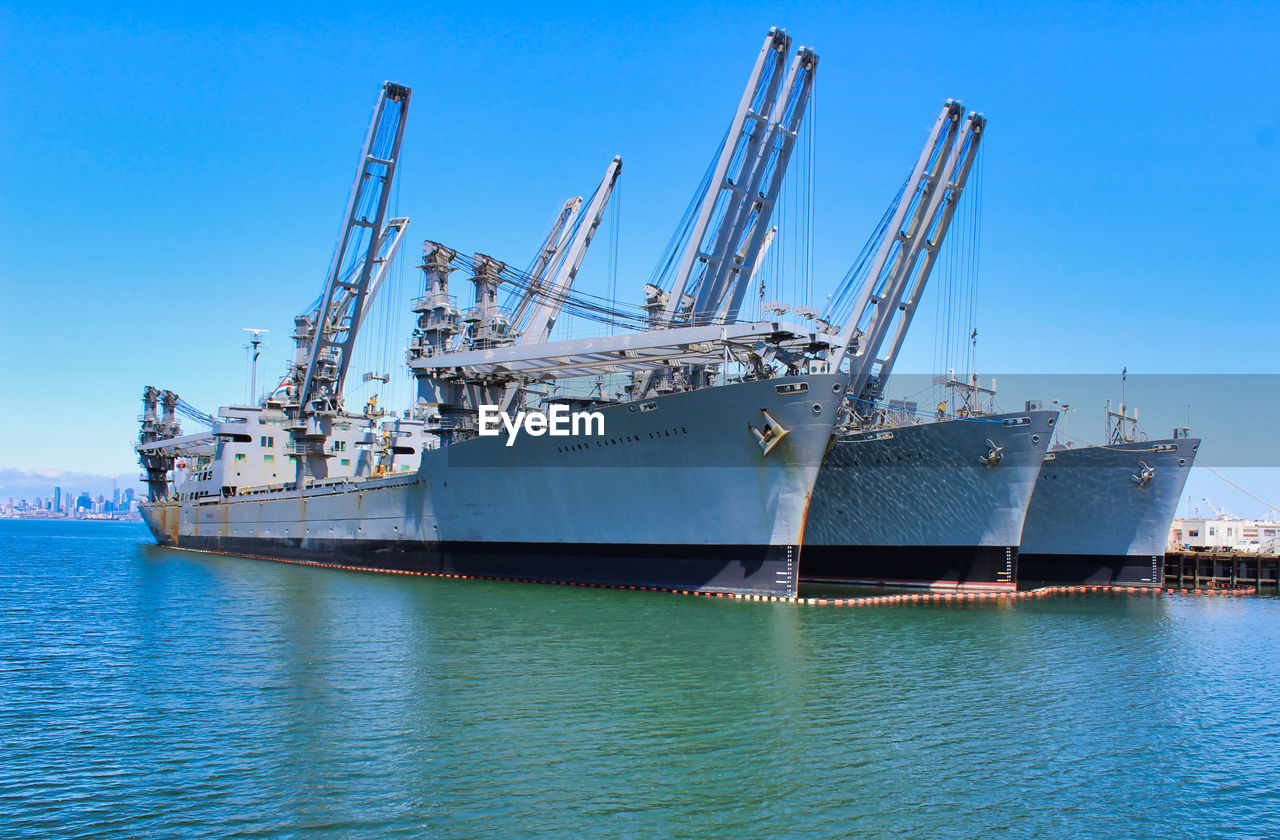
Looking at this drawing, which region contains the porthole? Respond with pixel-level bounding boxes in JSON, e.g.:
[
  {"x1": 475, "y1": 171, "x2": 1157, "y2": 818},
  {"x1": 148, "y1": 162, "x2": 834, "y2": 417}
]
[
  {"x1": 1179, "y1": 458, "x2": 1186, "y2": 466},
  {"x1": 832, "y1": 382, "x2": 842, "y2": 393},
  {"x1": 1048, "y1": 417, "x2": 1056, "y2": 425},
  {"x1": 1032, "y1": 435, "x2": 1040, "y2": 443},
  {"x1": 812, "y1": 403, "x2": 823, "y2": 415}
]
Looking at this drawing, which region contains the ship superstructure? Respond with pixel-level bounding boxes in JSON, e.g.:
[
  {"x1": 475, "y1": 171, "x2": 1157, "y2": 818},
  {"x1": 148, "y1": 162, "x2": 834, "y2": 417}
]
[
  {"x1": 1019, "y1": 400, "x2": 1199, "y2": 584},
  {"x1": 136, "y1": 32, "x2": 852, "y2": 598}
]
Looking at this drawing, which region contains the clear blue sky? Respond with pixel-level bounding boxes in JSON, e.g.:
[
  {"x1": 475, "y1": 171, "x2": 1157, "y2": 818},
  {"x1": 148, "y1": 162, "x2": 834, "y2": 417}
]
[{"x1": 1, "y1": 1, "x2": 1277, "y2": 509}]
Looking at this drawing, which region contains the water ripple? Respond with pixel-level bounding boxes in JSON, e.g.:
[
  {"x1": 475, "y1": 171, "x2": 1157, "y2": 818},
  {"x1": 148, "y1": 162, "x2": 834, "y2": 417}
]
[{"x1": 2, "y1": 520, "x2": 1279, "y2": 838}]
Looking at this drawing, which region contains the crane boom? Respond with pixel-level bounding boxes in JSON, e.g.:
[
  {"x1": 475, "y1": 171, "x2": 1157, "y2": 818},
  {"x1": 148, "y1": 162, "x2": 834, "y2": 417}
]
[
  {"x1": 508, "y1": 197, "x2": 584, "y2": 334},
  {"x1": 865, "y1": 112, "x2": 984, "y2": 398},
  {"x1": 284, "y1": 81, "x2": 411, "y2": 481},
  {"x1": 828, "y1": 102, "x2": 985, "y2": 414},
  {"x1": 292, "y1": 82, "x2": 411, "y2": 420},
  {"x1": 686, "y1": 48, "x2": 817, "y2": 324},
  {"x1": 519, "y1": 156, "x2": 623, "y2": 346},
  {"x1": 654, "y1": 28, "x2": 792, "y2": 328},
  {"x1": 720, "y1": 47, "x2": 818, "y2": 323},
  {"x1": 499, "y1": 157, "x2": 623, "y2": 411},
  {"x1": 265, "y1": 217, "x2": 409, "y2": 405}
]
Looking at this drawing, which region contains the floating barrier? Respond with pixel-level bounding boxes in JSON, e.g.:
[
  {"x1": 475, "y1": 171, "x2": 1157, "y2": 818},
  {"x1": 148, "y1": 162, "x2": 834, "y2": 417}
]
[{"x1": 161, "y1": 544, "x2": 1257, "y2": 604}]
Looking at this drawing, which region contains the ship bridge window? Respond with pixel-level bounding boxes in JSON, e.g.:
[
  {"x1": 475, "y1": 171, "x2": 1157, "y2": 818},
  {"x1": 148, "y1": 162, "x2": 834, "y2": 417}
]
[
  {"x1": 260, "y1": 435, "x2": 275, "y2": 447},
  {"x1": 234, "y1": 453, "x2": 246, "y2": 462},
  {"x1": 264, "y1": 454, "x2": 275, "y2": 463}
]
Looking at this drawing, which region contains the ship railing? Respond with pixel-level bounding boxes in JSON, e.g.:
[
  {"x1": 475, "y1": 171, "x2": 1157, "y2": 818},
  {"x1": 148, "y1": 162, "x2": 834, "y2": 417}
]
[{"x1": 411, "y1": 293, "x2": 459, "y2": 312}]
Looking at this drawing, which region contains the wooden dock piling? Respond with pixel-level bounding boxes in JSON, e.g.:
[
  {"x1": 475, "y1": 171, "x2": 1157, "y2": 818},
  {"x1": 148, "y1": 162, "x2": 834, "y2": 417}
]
[{"x1": 1165, "y1": 551, "x2": 1280, "y2": 590}]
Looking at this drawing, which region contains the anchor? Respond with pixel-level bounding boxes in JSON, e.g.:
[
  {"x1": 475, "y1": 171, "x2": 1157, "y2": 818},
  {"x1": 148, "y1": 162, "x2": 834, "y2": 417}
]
[
  {"x1": 749, "y1": 409, "x2": 791, "y2": 457},
  {"x1": 1131, "y1": 461, "x2": 1155, "y2": 487},
  {"x1": 978, "y1": 439, "x2": 1004, "y2": 467}
]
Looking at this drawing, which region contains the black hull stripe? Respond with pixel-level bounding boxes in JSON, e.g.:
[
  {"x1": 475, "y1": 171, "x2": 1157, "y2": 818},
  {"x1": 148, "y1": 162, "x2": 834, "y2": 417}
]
[
  {"x1": 1017, "y1": 553, "x2": 1164, "y2": 586},
  {"x1": 153, "y1": 535, "x2": 800, "y2": 598},
  {"x1": 799, "y1": 544, "x2": 1017, "y2": 591},
  {"x1": 148, "y1": 542, "x2": 1256, "y2": 603}
]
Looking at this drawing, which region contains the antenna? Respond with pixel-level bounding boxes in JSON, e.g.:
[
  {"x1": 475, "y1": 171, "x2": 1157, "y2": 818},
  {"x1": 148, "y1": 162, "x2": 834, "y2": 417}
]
[{"x1": 243, "y1": 328, "x2": 269, "y2": 405}]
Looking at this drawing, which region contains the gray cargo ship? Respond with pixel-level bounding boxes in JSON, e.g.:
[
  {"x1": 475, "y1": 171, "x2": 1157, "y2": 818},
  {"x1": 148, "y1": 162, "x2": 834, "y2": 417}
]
[
  {"x1": 804, "y1": 406, "x2": 1057, "y2": 590},
  {"x1": 796, "y1": 101, "x2": 1056, "y2": 590},
  {"x1": 1018, "y1": 402, "x2": 1199, "y2": 584},
  {"x1": 140, "y1": 372, "x2": 848, "y2": 596},
  {"x1": 138, "y1": 33, "x2": 847, "y2": 598}
]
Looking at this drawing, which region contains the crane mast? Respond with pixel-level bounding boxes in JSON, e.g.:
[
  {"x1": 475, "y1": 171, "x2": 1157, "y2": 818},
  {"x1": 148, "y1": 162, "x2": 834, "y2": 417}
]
[
  {"x1": 286, "y1": 81, "x2": 411, "y2": 480},
  {"x1": 829, "y1": 102, "x2": 985, "y2": 418}
]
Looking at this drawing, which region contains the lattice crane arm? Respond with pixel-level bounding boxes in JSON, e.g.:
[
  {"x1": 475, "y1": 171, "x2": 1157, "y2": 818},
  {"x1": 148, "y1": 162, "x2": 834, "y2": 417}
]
[
  {"x1": 509, "y1": 197, "x2": 584, "y2": 335},
  {"x1": 656, "y1": 27, "x2": 792, "y2": 328},
  {"x1": 720, "y1": 46, "x2": 818, "y2": 323},
  {"x1": 292, "y1": 81, "x2": 411, "y2": 419},
  {"x1": 866, "y1": 112, "x2": 985, "y2": 398},
  {"x1": 827, "y1": 102, "x2": 985, "y2": 411},
  {"x1": 520, "y1": 156, "x2": 623, "y2": 346}
]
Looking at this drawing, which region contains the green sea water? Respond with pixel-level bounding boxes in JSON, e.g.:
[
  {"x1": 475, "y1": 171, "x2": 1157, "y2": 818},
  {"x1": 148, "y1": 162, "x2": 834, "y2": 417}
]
[{"x1": 2, "y1": 519, "x2": 1278, "y2": 838}]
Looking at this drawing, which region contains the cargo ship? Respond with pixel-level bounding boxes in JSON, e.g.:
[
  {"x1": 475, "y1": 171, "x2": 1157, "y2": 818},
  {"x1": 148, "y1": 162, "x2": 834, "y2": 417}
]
[
  {"x1": 138, "y1": 32, "x2": 849, "y2": 598},
  {"x1": 795, "y1": 101, "x2": 1053, "y2": 590},
  {"x1": 804, "y1": 404, "x2": 1057, "y2": 591},
  {"x1": 1018, "y1": 401, "x2": 1199, "y2": 584}
]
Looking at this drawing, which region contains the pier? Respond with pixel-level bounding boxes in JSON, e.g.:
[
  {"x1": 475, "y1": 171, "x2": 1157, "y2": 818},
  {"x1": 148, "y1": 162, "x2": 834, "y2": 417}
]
[{"x1": 1165, "y1": 551, "x2": 1280, "y2": 590}]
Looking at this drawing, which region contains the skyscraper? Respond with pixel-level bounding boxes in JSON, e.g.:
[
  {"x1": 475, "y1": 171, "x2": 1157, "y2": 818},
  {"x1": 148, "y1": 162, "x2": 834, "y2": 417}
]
[{"x1": 53, "y1": 486, "x2": 62, "y2": 513}]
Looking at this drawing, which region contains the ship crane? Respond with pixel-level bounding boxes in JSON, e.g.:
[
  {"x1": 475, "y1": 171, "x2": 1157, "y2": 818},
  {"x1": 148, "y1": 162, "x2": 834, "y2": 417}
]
[
  {"x1": 826, "y1": 101, "x2": 985, "y2": 421},
  {"x1": 498, "y1": 157, "x2": 623, "y2": 410},
  {"x1": 265, "y1": 218, "x2": 408, "y2": 403},
  {"x1": 1202, "y1": 498, "x2": 1232, "y2": 519},
  {"x1": 283, "y1": 81, "x2": 411, "y2": 481},
  {"x1": 653, "y1": 28, "x2": 818, "y2": 330},
  {"x1": 697, "y1": 47, "x2": 817, "y2": 324},
  {"x1": 639, "y1": 28, "x2": 819, "y2": 396},
  {"x1": 506, "y1": 197, "x2": 584, "y2": 336},
  {"x1": 516, "y1": 157, "x2": 622, "y2": 346}
]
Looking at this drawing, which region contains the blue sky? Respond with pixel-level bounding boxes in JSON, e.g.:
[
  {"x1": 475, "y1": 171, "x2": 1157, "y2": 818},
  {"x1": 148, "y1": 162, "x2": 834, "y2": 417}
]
[{"x1": 1, "y1": 1, "x2": 1276, "y2": 509}]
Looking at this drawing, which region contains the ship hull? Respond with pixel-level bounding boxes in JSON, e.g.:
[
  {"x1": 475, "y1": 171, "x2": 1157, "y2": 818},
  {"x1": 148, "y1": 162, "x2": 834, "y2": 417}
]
[
  {"x1": 1018, "y1": 437, "x2": 1199, "y2": 585},
  {"x1": 801, "y1": 410, "x2": 1059, "y2": 591},
  {"x1": 141, "y1": 374, "x2": 846, "y2": 598},
  {"x1": 145, "y1": 534, "x2": 799, "y2": 594}
]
